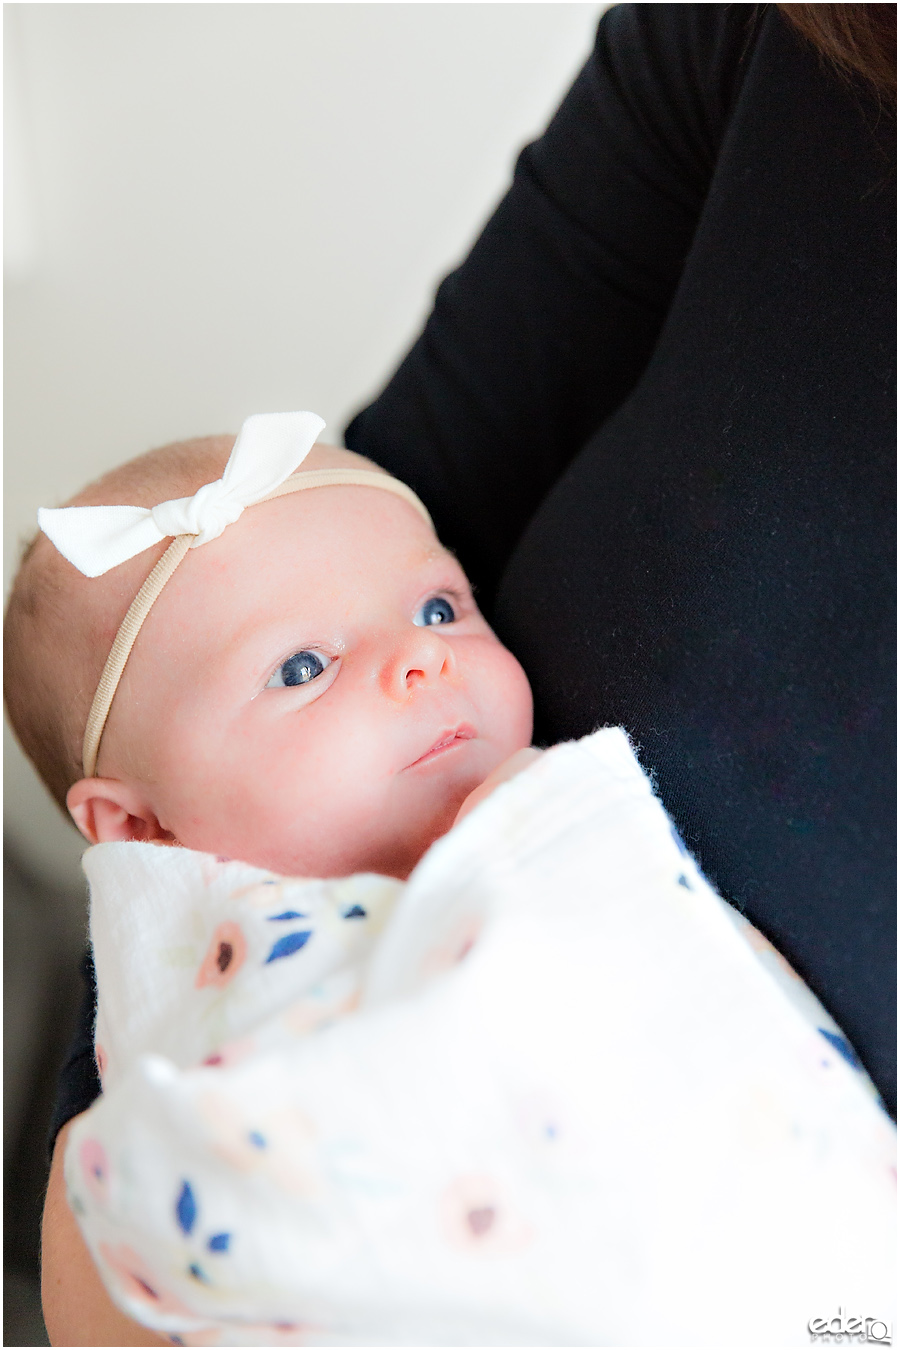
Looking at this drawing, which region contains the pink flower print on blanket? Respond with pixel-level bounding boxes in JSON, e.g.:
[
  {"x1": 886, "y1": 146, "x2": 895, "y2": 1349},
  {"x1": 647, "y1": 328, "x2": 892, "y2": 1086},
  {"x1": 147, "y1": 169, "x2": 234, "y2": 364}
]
[
  {"x1": 187, "y1": 1322, "x2": 323, "y2": 1346},
  {"x1": 98, "y1": 1241, "x2": 197, "y2": 1318},
  {"x1": 195, "y1": 922, "x2": 247, "y2": 989},
  {"x1": 199, "y1": 1033, "x2": 257, "y2": 1070},
  {"x1": 178, "y1": 1322, "x2": 323, "y2": 1346},
  {"x1": 419, "y1": 912, "x2": 484, "y2": 981},
  {"x1": 198, "y1": 1090, "x2": 322, "y2": 1197},
  {"x1": 79, "y1": 1137, "x2": 110, "y2": 1206},
  {"x1": 440, "y1": 1174, "x2": 533, "y2": 1253}
]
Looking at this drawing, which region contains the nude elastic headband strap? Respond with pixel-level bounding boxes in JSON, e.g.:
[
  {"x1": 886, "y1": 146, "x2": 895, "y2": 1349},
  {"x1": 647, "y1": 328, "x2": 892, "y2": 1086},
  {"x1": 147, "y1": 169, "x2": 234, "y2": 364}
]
[{"x1": 80, "y1": 469, "x2": 433, "y2": 779}]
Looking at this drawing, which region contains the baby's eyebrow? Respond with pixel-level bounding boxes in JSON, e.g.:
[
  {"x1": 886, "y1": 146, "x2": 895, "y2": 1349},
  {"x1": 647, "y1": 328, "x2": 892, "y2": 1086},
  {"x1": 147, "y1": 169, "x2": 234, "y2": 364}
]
[{"x1": 415, "y1": 543, "x2": 460, "y2": 568}]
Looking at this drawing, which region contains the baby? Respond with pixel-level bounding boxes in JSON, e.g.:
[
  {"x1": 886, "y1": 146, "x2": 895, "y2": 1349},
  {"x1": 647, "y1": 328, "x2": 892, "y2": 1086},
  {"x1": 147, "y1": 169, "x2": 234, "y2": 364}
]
[
  {"x1": 5, "y1": 414, "x2": 894, "y2": 1347},
  {"x1": 6, "y1": 413, "x2": 534, "y2": 880}
]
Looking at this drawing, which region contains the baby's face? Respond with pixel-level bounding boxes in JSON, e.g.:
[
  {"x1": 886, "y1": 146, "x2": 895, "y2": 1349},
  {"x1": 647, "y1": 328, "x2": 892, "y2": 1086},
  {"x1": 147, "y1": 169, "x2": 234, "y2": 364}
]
[{"x1": 103, "y1": 481, "x2": 533, "y2": 878}]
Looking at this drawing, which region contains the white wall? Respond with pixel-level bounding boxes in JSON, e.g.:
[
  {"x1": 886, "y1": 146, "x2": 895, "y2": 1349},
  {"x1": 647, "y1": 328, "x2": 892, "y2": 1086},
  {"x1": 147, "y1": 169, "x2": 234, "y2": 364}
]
[{"x1": 4, "y1": 2, "x2": 608, "y2": 892}]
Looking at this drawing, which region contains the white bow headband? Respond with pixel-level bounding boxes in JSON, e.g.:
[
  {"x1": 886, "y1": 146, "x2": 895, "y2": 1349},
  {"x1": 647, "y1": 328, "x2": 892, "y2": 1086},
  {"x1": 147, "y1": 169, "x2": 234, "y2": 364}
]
[{"x1": 38, "y1": 411, "x2": 432, "y2": 779}]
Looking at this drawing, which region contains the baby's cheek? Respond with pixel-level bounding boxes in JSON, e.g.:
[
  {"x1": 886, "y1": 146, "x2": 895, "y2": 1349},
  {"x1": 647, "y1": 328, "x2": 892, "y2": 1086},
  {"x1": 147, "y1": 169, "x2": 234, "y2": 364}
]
[{"x1": 489, "y1": 645, "x2": 534, "y2": 750}]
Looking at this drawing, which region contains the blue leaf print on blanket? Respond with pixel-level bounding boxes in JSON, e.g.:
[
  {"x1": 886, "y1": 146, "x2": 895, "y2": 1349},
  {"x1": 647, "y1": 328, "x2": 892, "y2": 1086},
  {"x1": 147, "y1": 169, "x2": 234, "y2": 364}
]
[
  {"x1": 176, "y1": 1180, "x2": 197, "y2": 1234},
  {"x1": 818, "y1": 1028, "x2": 863, "y2": 1070},
  {"x1": 265, "y1": 931, "x2": 312, "y2": 963}
]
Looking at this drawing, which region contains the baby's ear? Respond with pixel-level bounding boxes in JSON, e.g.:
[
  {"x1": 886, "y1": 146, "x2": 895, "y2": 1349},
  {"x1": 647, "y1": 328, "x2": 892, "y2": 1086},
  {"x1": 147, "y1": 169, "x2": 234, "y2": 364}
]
[{"x1": 66, "y1": 778, "x2": 175, "y2": 846}]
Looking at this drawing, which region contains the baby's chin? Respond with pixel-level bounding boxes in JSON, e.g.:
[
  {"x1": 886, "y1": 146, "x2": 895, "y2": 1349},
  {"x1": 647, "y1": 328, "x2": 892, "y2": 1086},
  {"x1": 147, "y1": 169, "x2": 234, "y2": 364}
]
[
  {"x1": 183, "y1": 738, "x2": 522, "y2": 881},
  {"x1": 228, "y1": 785, "x2": 474, "y2": 882}
]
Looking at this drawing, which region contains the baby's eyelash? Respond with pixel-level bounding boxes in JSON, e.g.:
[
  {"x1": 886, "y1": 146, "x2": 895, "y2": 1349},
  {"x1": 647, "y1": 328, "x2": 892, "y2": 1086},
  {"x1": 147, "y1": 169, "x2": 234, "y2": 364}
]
[
  {"x1": 424, "y1": 586, "x2": 472, "y2": 618},
  {"x1": 430, "y1": 585, "x2": 469, "y2": 606},
  {"x1": 256, "y1": 645, "x2": 339, "y2": 697}
]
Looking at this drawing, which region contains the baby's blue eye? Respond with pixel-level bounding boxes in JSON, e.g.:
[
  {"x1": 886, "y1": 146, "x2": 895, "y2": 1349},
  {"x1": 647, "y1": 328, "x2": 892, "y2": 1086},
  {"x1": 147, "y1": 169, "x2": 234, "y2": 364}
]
[
  {"x1": 266, "y1": 650, "x2": 331, "y2": 689},
  {"x1": 414, "y1": 596, "x2": 456, "y2": 627}
]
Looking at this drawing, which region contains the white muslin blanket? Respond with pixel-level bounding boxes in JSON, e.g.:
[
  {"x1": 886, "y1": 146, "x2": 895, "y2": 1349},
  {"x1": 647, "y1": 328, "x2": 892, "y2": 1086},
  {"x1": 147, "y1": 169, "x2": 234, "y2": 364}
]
[{"x1": 65, "y1": 729, "x2": 895, "y2": 1347}]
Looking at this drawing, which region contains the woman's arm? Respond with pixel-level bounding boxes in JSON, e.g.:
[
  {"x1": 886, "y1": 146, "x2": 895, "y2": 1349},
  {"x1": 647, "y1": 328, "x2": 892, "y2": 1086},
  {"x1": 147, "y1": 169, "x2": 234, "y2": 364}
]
[{"x1": 41, "y1": 1116, "x2": 168, "y2": 1348}]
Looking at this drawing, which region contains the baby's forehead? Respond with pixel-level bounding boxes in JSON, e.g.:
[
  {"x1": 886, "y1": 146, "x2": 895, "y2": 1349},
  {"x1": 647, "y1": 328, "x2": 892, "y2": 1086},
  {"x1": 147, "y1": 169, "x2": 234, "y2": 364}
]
[
  {"x1": 171, "y1": 483, "x2": 458, "y2": 614},
  {"x1": 267, "y1": 478, "x2": 450, "y2": 564}
]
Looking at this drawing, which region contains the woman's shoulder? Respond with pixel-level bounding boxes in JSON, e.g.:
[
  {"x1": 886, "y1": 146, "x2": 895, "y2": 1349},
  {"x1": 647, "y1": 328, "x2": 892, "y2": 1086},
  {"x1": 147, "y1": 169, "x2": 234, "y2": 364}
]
[{"x1": 593, "y1": 3, "x2": 765, "y2": 152}]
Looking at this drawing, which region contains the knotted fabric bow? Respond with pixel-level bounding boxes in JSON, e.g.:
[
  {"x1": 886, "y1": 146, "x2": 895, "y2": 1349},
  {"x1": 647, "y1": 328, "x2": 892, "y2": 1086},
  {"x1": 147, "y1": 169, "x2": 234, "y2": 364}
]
[
  {"x1": 38, "y1": 411, "x2": 326, "y2": 578},
  {"x1": 37, "y1": 411, "x2": 432, "y2": 778}
]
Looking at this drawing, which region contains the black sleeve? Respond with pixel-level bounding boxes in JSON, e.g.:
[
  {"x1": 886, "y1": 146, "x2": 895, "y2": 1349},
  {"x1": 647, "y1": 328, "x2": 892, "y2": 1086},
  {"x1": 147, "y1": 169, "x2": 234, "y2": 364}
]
[
  {"x1": 345, "y1": 3, "x2": 759, "y2": 604},
  {"x1": 47, "y1": 949, "x2": 100, "y2": 1159}
]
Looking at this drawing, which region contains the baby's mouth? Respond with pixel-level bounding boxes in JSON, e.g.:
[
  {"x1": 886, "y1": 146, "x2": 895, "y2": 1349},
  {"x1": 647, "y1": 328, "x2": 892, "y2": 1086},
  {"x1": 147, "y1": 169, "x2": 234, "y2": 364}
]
[{"x1": 405, "y1": 724, "x2": 476, "y2": 769}]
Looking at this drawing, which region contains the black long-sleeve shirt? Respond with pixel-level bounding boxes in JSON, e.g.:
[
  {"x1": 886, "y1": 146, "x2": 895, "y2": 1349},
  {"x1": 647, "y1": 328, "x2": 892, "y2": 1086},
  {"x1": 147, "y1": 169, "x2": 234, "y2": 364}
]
[
  {"x1": 52, "y1": 3, "x2": 895, "y2": 1146},
  {"x1": 346, "y1": 4, "x2": 896, "y2": 1110}
]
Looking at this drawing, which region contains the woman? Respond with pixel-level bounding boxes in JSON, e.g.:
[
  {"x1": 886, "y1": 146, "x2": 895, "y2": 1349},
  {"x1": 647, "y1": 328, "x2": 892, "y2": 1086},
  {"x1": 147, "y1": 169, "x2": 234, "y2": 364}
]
[
  {"x1": 345, "y1": 2, "x2": 896, "y2": 1111},
  {"x1": 43, "y1": 5, "x2": 895, "y2": 1342}
]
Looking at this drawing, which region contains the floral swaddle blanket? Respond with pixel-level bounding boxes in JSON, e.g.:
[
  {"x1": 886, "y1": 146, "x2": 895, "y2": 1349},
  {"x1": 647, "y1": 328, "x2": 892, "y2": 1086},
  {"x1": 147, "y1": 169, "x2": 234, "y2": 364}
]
[{"x1": 66, "y1": 729, "x2": 895, "y2": 1347}]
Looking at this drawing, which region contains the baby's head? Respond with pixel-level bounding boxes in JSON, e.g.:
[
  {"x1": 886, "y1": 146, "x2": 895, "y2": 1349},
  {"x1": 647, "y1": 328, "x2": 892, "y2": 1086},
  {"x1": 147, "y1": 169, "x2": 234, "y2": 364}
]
[{"x1": 5, "y1": 418, "x2": 533, "y2": 880}]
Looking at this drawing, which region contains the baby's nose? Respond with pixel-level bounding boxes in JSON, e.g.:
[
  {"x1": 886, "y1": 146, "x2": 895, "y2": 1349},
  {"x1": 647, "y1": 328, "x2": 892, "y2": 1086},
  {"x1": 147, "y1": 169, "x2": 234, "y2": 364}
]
[{"x1": 383, "y1": 627, "x2": 455, "y2": 700}]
